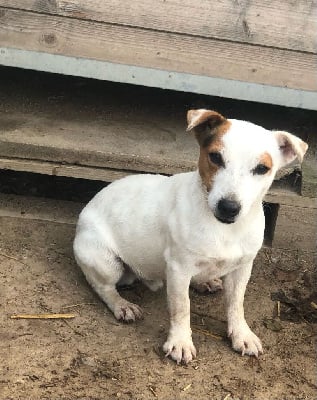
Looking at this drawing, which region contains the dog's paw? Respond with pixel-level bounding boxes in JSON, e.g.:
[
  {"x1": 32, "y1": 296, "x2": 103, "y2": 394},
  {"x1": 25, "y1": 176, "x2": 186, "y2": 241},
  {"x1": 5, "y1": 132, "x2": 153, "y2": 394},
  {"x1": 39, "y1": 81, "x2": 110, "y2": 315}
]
[
  {"x1": 163, "y1": 336, "x2": 197, "y2": 364},
  {"x1": 113, "y1": 301, "x2": 143, "y2": 322},
  {"x1": 229, "y1": 324, "x2": 263, "y2": 357},
  {"x1": 191, "y1": 278, "x2": 223, "y2": 294}
]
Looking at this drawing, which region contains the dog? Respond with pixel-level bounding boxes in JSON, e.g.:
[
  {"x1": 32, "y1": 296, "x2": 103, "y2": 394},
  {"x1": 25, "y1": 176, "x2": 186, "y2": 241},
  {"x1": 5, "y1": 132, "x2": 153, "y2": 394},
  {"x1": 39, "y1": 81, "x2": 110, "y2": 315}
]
[{"x1": 73, "y1": 109, "x2": 308, "y2": 364}]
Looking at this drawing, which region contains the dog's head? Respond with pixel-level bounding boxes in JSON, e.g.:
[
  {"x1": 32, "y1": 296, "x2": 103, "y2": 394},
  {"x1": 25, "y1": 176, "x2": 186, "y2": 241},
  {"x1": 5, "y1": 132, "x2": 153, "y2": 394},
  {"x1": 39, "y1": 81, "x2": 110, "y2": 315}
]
[{"x1": 187, "y1": 109, "x2": 308, "y2": 224}]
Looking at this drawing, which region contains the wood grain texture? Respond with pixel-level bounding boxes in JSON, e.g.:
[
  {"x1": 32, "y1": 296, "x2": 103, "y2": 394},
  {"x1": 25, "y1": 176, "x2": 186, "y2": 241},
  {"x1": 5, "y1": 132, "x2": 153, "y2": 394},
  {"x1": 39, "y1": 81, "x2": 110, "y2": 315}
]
[
  {"x1": 0, "y1": 8, "x2": 316, "y2": 91},
  {"x1": 0, "y1": 0, "x2": 316, "y2": 53},
  {"x1": 301, "y1": 158, "x2": 317, "y2": 198},
  {"x1": 0, "y1": 192, "x2": 83, "y2": 224},
  {"x1": 273, "y1": 203, "x2": 317, "y2": 251},
  {"x1": 10, "y1": 313, "x2": 76, "y2": 319},
  {"x1": 0, "y1": 157, "x2": 135, "y2": 182},
  {"x1": 266, "y1": 189, "x2": 316, "y2": 208},
  {"x1": 2, "y1": 158, "x2": 315, "y2": 209}
]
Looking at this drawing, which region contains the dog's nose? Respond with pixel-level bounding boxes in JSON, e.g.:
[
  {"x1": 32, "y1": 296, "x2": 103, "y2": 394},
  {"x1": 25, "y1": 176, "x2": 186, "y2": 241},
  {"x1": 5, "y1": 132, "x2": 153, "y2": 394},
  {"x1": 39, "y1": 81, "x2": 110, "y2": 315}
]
[{"x1": 216, "y1": 198, "x2": 241, "y2": 223}]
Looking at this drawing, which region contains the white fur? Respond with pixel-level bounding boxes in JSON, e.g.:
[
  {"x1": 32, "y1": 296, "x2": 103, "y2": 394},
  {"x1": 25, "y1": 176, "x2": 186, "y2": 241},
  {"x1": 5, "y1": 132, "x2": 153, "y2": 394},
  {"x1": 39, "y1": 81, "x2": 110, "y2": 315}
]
[
  {"x1": 207, "y1": 120, "x2": 279, "y2": 218},
  {"x1": 73, "y1": 111, "x2": 308, "y2": 364}
]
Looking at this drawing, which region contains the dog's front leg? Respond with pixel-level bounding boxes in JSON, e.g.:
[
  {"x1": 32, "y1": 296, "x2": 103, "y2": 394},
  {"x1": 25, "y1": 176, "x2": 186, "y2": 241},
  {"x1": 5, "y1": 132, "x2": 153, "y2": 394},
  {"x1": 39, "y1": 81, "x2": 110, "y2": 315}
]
[
  {"x1": 224, "y1": 262, "x2": 263, "y2": 357},
  {"x1": 163, "y1": 262, "x2": 196, "y2": 364}
]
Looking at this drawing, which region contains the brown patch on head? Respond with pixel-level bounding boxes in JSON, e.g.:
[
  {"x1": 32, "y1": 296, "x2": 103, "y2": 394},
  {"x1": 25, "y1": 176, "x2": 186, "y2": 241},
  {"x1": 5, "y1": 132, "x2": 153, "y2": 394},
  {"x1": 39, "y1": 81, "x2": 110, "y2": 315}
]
[
  {"x1": 187, "y1": 109, "x2": 226, "y2": 146},
  {"x1": 187, "y1": 109, "x2": 231, "y2": 191},
  {"x1": 259, "y1": 152, "x2": 273, "y2": 171}
]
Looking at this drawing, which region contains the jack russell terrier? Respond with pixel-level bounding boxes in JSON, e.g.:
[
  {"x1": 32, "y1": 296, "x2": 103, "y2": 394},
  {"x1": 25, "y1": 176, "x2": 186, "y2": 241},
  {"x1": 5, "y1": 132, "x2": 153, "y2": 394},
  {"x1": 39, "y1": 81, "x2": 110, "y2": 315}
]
[{"x1": 73, "y1": 109, "x2": 308, "y2": 364}]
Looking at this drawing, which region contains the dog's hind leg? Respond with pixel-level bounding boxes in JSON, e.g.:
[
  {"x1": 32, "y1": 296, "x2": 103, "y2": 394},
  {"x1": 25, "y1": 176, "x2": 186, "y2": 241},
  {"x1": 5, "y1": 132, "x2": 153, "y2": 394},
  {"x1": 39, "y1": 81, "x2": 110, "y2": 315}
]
[{"x1": 74, "y1": 236, "x2": 142, "y2": 322}]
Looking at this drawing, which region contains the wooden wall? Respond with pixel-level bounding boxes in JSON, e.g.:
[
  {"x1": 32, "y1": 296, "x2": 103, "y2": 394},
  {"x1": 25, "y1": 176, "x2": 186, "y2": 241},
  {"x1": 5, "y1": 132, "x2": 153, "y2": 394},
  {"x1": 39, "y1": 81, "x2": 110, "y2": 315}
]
[{"x1": 0, "y1": 0, "x2": 316, "y2": 95}]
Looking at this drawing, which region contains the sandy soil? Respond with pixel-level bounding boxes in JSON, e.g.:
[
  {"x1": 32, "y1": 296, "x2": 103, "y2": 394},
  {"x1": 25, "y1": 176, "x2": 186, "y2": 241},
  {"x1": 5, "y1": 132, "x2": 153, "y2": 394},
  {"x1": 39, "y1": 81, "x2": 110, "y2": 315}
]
[{"x1": 0, "y1": 203, "x2": 316, "y2": 400}]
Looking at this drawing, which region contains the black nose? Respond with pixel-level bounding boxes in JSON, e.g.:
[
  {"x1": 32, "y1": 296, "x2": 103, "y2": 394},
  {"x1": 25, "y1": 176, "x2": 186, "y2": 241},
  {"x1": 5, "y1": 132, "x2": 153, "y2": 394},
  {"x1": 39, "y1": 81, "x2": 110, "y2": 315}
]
[{"x1": 216, "y1": 198, "x2": 241, "y2": 223}]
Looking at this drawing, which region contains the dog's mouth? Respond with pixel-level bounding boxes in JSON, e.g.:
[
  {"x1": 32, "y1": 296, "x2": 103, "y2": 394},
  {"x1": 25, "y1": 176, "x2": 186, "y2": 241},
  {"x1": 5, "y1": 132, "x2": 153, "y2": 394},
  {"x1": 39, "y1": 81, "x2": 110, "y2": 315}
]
[{"x1": 215, "y1": 215, "x2": 236, "y2": 224}]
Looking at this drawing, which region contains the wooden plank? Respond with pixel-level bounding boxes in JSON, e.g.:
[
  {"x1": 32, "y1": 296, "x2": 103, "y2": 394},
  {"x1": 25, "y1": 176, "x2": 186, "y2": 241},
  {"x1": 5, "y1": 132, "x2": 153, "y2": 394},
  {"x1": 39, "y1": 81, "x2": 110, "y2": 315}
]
[
  {"x1": 273, "y1": 204, "x2": 317, "y2": 252},
  {"x1": 0, "y1": 125, "x2": 197, "y2": 175},
  {"x1": 0, "y1": 192, "x2": 83, "y2": 225},
  {"x1": 0, "y1": 8, "x2": 316, "y2": 91},
  {"x1": 0, "y1": 0, "x2": 316, "y2": 53},
  {"x1": 0, "y1": 141, "x2": 195, "y2": 175},
  {"x1": 301, "y1": 158, "x2": 317, "y2": 198},
  {"x1": 0, "y1": 98, "x2": 198, "y2": 175},
  {"x1": 265, "y1": 189, "x2": 317, "y2": 209},
  {"x1": 0, "y1": 102, "x2": 312, "y2": 182},
  {"x1": 1, "y1": 157, "x2": 316, "y2": 210},
  {"x1": 2, "y1": 48, "x2": 317, "y2": 110},
  {"x1": 0, "y1": 157, "x2": 135, "y2": 182}
]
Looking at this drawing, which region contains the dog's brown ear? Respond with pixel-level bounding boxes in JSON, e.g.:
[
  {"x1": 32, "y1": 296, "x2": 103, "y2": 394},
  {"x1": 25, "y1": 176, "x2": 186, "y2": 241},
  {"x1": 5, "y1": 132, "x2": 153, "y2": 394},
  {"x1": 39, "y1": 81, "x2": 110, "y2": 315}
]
[
  {"x1": 186, "y1": 109, "x2": 227, "y2": 146},
  {"x1": 274, "y1": 131, "x2": 308, "y2": 165},
  {"x1": 187, "y1": 109, "x2": 226, "y2": 131}
]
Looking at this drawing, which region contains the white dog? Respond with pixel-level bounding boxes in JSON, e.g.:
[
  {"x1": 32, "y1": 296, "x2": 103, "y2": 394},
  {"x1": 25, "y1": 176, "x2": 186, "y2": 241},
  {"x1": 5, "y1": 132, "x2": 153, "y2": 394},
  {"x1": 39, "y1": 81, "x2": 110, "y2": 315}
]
[{"x1": 73, "y1": 109, "x2": 308, "y2": 364}]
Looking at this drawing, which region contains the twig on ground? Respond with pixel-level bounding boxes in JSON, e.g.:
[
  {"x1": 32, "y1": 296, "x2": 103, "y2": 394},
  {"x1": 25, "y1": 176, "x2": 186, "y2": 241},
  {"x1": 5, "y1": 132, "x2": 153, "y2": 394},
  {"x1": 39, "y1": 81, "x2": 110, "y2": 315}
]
[
  {"x1": 62, "y1": 318, "x2": 86, "y2": 337},
  {"x1": 0, "y1": 252, "x2": 29, "y2": 268},
  {"x1": 310, "y1": 301, "x2": 317, "y2": 310},
  {"x1": 62, "y1": 303, "x2": 97, "y2": 309},
  {"x1": 263, "y1": 250, "x2": 272, "y2": 264},
  {"x1": 182, "y1": 383, "x2": 192, "y2": 392},
  {"x1": 192, "y1": 327, "x2": 223, "y2": 340},
  {"x1": 192, "y1": 310, "x2": 226, "y2": 323},
  {"x1": 10, "y1": 313, "x2": 76, "y2": 319},
  {"x1": 277, "y1": 301, "x2": 281, "y2": 318},
  {"x1": 149, "y1": 386, "x2": 158, "y2": 397}
]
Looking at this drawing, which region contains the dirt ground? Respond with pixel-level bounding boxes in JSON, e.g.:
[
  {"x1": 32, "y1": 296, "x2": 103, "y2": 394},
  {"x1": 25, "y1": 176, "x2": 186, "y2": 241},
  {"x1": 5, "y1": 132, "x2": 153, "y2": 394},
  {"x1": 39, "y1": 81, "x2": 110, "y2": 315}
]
[{"x1": 0, "y1": 196, "x2": 316, "y2": 400}]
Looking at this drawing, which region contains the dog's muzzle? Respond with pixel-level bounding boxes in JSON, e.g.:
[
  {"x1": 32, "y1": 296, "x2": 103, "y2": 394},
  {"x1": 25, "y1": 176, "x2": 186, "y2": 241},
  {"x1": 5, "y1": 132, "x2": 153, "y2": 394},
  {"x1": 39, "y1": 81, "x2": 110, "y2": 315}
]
[{"x1": 214, "y1": 198, "x2": 241, "y2": 224}]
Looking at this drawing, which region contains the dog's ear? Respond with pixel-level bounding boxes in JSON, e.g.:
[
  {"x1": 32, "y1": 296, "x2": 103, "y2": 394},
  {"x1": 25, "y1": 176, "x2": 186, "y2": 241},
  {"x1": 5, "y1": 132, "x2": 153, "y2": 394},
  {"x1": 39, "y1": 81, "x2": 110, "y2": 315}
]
[
  {"x1": 186, "y1": 109, "x2": 226, "y2": 131},
  {"x1": 186, "y1": 109, "x2": 227, "y2": 146},
  {"x1": 273, "y1": 131, "x2": 308, "y2": 166}
]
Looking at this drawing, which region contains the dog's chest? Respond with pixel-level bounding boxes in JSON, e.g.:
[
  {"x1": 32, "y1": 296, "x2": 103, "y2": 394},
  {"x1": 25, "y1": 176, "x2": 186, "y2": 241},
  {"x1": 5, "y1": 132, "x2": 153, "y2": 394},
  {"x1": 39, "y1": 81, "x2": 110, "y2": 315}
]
[
  {"x1": 190, "y1": 232, "x2": 257, "y2": 278},
  {"x1": 195, "y1": 253, "x2": 251, "y2": 278}
]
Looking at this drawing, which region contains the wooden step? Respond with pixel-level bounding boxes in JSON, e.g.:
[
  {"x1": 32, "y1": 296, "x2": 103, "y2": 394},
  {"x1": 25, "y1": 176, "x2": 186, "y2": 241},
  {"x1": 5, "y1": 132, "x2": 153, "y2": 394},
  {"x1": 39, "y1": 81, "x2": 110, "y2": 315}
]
[
  {"x1": 0, "y1": 68, "x2": 315, "y2": 207},
  {"x1": 0, "y1": 98, "x2": 196, "y2": 176}
]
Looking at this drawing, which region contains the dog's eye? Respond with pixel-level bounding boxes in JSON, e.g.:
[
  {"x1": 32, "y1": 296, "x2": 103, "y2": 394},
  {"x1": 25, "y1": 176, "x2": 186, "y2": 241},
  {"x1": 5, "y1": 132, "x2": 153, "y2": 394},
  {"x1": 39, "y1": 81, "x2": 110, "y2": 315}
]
[
  {"x1": 208, "y1": 152, "x2": 225, "y2": 167},
  {"x1": 253, "y1": 164, "x2": 270, "y2": 175}
]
